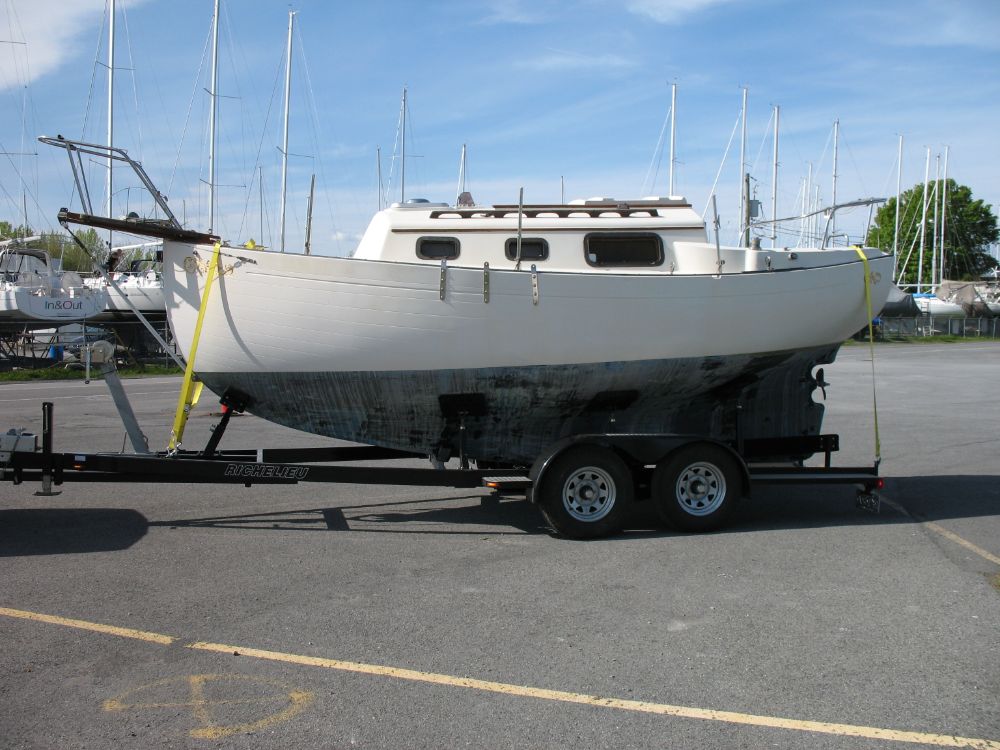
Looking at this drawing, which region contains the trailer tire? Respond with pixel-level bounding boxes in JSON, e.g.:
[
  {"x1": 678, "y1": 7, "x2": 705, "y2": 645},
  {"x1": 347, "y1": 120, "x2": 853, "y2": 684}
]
[
  {"x1": 653, "y1": 443, "x2": 741, "y2": 532},
  {"x1": 538, "y1": 445, "x2": 633, "y2": 539}
]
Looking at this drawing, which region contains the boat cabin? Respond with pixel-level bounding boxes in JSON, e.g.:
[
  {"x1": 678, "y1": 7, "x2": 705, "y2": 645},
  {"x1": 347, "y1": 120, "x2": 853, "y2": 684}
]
[
  {"x1": 351, "y1": 196, "x2": 823, "y2": 275},
  {"x1": 0, "y1": 247, "x2": 50, "y2": 288},
  {"x1": 351, "y1": 196, "x2": 742, "y2": 274}
]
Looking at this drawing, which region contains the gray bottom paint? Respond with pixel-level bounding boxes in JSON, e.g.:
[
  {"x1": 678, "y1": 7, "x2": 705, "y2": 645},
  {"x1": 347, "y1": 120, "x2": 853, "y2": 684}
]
[{"x1": 199, "y1": 345, "x2": 837, "y2": 464}]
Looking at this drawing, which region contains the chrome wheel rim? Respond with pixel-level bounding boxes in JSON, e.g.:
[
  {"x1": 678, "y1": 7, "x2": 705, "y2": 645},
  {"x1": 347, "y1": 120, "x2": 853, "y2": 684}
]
[
  {"x1": 674, "y1": 462, "x2": 726, "y2": 516},
  {"x1": 562, "y1": 466, "x2": 616, "y2": 522}
]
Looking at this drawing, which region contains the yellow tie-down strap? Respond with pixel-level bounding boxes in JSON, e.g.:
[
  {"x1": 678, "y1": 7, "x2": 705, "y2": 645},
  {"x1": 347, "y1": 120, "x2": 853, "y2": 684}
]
[
  {"x1": 168, "y1": 242, "x2": 222, "y2": 452},
  {"x1": 852, "y1": 247, "x2": 881, "y2": 466}
]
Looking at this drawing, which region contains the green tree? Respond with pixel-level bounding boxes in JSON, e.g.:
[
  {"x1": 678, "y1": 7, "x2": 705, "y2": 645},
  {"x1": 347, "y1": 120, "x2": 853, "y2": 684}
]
[
  {"x1": 40, "y1": 231, "x2": 95, "y2": 273},
  {"x1": 69, "y1": 228, "x2": 104, "y2": 272},
  {"x1": 867, "y1": 179, "x2": 998, "y2": 284},
  {"x1": 50, "y1": 228, "x2": 104, "y2": 273},
  {"x1": 0, "y1": 220, "x2": 32, "y2": 239},
  {"x1": 0, "y1": 221, "x2": 103, "y2": 272}
]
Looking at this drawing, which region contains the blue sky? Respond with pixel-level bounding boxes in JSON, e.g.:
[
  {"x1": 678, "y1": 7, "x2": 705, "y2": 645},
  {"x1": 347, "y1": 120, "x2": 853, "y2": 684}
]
[{"x1": 2, "y1": 0, "x2": 998, "y2": 255}]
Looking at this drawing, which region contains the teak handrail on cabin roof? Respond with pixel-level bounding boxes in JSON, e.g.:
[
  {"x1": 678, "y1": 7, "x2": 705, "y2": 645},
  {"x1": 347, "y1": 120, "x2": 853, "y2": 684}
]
[{"x1": 429, "y1": 199, "x2": 692, "y2": 220}]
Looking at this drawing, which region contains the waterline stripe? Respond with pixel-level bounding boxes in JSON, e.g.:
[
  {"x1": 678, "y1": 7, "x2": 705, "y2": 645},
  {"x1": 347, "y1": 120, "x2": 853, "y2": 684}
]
[{"x1": 2, "y1": 606, "x2": 997, "y2": 748}]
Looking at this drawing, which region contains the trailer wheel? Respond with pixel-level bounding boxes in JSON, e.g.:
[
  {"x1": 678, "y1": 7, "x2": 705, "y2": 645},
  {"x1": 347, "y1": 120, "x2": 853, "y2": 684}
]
[
  {"x1": 653, "y1": 444, "x2": 741, "y2": 532},
  {"x1": 538, "y1": 446, "x2": 633, "y2": 539}
]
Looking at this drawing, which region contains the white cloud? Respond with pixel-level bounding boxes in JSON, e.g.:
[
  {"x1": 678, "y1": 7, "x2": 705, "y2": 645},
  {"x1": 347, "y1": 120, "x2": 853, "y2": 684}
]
[
  {"x1": 863, "y1": 2, "x2": 1000, "y2": 51},
  {"x1": 476, "y1": 0, "x2": 547, "y2": 25},
  {"x1": 331, "y1": 230, "x2": 361, "y2": 244},
  {"x1": 625, "y1": 0, "x2": 740, "y2": 24},
  {"x1": 515, "y1": 48, "x2": 635, "y2": 72},
  {"x1": 0, "y1": 0, "x2": 151, "y2": 92}
]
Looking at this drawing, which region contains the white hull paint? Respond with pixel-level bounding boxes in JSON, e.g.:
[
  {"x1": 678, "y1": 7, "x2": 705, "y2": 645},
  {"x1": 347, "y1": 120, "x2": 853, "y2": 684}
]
[
  {"x1": 0, "y1": 285, "x2": 107, "y2": 332},
  {"x1": 164, "y1": 243, "x2": 891, "y2": 375},
  {"x1": 2, "y1": 246, "x2": 107, "y2": 331},
  {"x1": 91, "y1": 276, "x2": 166, "y2": 321},
  {"x1": 914, "y1": 297, "x2": 966, "y2": 318}
]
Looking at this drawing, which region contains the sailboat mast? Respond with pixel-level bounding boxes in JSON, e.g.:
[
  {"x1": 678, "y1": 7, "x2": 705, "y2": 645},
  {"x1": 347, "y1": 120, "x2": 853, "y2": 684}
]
[
  {"x1": 941, "y1": 145, "x2": 949, "y2": 282},
  {"x1": 738, "y1": 86, "x2": 747, "y2": 246},
  {"x1": 812, "y1": 185, "x2": 820, "y2": 243},
  {"x1": 376, "y1": 146, "x2": 383, "y2": 211},
  {"x1": 207, "y1": 0, "x2": 220, "y2": 234},
  {"x1": 830, "y1": 119, "x2": 839, "y2": 246},
  {"x1": 278, "y1": 9, "x2": 296, "y2": 253},
  {"x1": 400, "y1": 87, "x2": 407, "y2": 203},
  {"x1": 107, "y1": 0, "x2": 115, "y2": 242},
  {"x1": 771, "y1": 104, "x2": 779, "y2": 248},
  {"x1": 917, "y1": 146, "x2": 930, "y2": 293},
  {"x1": 304, "y1": 173, "x2": 315, "y2": 256},
  {"x1": 802, "y1": 162, "x2": 812, "y2": 245},
  {"x1": 893, "y1": 134, "x2": 903, "y2": 280},
  {"x1": 456, "y1": 143, "x2": 466, "y2": 205},
  {"x1": 668, "y1": 82, "x2": 677, "y2": 196},
  {"x1": 931, "y1": 153, "x2": 940, "y2": 289}
]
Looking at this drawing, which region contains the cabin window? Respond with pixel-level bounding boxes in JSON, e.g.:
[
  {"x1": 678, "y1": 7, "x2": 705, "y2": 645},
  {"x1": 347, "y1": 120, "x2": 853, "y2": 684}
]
[
  {"x1": 416, "y1": 237, "x2": 460, "y2": 260},
  {"x1": 584, "y1": 233, "x2": 663, "y2": 267},
  {"x1": 504, "y1": 238, "x2": 549, "y2": 261}
]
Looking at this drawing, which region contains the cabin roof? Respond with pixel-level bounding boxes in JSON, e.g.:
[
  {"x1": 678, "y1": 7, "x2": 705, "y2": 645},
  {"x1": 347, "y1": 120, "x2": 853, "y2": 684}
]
[{"x1": 381, "y1": 197, "x2": 704, "y2": 232}]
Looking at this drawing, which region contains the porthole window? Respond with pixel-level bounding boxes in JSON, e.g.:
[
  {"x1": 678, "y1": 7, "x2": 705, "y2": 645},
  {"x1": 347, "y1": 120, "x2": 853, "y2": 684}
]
[
  {"x1": 416, "y1": 237, "x2": 460, "y2": 260},
  {"x1": 504, "y1": 238, "x2": 549, "y2": 261},
  {"x1": 584, "y1": 233, "x2": 663, "y2": 267}
]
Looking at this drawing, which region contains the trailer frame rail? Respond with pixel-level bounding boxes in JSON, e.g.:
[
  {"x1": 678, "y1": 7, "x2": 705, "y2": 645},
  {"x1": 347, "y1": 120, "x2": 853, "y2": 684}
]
[{"x1": 2, "y1": 401, "x2": 883, "y2": 533}]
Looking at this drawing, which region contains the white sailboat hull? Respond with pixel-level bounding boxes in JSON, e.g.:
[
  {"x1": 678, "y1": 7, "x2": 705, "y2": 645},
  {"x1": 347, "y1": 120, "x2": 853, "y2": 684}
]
[
  {"x1": 914, "y1": 297, "x2": 966, "y2": 318},
  {"x1": 162, "y1": 242, "x2": 892, "y2": 461},
  {"x1": 0, "y1": 287, "x2": 108, "y2": 332},
  {"x1": 92, "y1": 281, "x2": 166, "y2": 321}
]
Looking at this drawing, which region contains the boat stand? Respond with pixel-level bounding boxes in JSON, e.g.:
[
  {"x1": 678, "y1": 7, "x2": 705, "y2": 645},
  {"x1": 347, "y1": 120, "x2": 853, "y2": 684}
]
[{"x1": 47, "y1": 340, "x2": 150, "y2": 457}]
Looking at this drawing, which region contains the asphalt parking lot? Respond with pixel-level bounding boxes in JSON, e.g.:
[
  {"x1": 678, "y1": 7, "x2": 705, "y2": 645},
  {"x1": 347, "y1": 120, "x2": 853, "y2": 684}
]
[{"x1": 1, "y1": 343, "x2": 998, "y2": 749}]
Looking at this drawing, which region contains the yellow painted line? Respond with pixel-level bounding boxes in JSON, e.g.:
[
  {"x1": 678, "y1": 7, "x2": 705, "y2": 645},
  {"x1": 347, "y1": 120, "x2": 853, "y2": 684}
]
[
  {"x1": 188, "y1": 674, "x2": 213, "y2": 730},
  {"x1": 3, "y1": 606, "x2": 998, "y2": 748},
  {"x1": 923, "y1": 522, "x2": 1000, "y2": 566},
  {"x1": 0, "y1": 607, "x2": 175, "y2": 645},
  {"x1": 187, "y1": 641, "x2": 996, "y2": 747},
  {"x1": 105, "y1": 696, "x2": 287, "y2": 710},
  {"x1": 882, "y1": 498, "x2": 1000, "y2": 567},
  {"x1": 189, "y1": 689, "x2": 312, "y2": 740},
  {"x1": 102, "y1": 673, "x2": 313, "y2": 740}
]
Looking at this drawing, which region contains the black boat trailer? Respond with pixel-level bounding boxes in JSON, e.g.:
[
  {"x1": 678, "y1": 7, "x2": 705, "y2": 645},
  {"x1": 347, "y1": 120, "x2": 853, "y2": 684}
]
[{"x1": 1, "y1": 400, "x2": 882, "y2": 539}]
